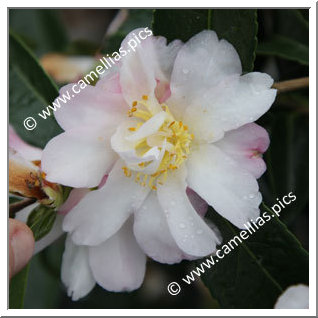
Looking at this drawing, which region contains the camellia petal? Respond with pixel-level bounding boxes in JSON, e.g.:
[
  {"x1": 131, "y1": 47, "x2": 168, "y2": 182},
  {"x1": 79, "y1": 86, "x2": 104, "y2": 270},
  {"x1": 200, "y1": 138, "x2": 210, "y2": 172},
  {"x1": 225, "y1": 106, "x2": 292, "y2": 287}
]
[
  {"x1": 214, "y1": 123, "x2": 270, "y2": 178},
  {"x1": 186, "y1": 144, "x2": 262, "y2": 229},
  {"x1": 61, "y1": 235, "x2": 96, "y2": 301},
  {"x1": 42, "y1": 127, "x2": 117, "y2": 188},
  {"x1": 274, "y1": 284, "x2": 309, "y2": 309},
  {"x1": 186, "y1": 187, "x2": 208, "y2": 217},
  {"x1": 133, "y1": 192, "x2": 187, "y2": 264},
  {"x1": 9, "y1": 125, "x2": 42, "y2": 162},
  {"x1": 89, "y1": 218, "x2": 146, "y2": 292},
  {"x1": 54, "y1": 84, "x2": 127, "y2": 131},
  {"x1": 119, "y1": 28, "x2": 182, "y2": 108},
  {"x1": 168, "y1": 30, "x2": 276, "y2": 142},
  {"x1": 63, "y1": 160, "x2": 150, "y2": 246},
  {"x1": 157, "y1": 167, "x2": 221, "y2": 257}
]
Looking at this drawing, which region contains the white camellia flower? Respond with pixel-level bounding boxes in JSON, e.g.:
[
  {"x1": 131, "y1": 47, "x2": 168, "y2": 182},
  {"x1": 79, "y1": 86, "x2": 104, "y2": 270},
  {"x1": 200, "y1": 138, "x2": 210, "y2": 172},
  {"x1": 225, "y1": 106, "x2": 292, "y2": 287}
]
[
  {"x1": 41, "y1": 29, "x2": 276, "y2": 299},
  {"x1": 274, "y1": 284, "x2": 309, "y2": 309}
]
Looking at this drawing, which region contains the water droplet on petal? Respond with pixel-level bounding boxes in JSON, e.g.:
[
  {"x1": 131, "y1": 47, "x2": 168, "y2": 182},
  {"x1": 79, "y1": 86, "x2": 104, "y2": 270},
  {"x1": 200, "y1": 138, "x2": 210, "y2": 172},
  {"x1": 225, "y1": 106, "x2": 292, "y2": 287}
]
[
  {"x1": 196, "y1": 229, "x2": 203, "y2": 235},
  {"x1": 182, "y1": 68, "x2": 189, "y2": 74},
  {"x1": 249, "y1": 194, "x2": 255, "y2": 199},
  {"x1": 179, "y1": 223, "x2": 186, "y2": 229}
]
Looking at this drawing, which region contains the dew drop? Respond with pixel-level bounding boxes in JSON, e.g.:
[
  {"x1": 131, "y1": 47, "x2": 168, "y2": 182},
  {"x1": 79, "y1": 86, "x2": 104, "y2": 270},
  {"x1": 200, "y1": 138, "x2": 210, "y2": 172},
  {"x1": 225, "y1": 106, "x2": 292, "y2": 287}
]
[
  {"x1": 249, "y1": 194, "x2": 255, "y2": 199},
  {"x1": 179, "y1": 223, "x2": 186, "y2": 229},
  {"x1": 182, "y1": 68, "x2": 189, "y2": 74},
  {"x1": 196, "y1": 229, "x2": 203, "y2": 235}
]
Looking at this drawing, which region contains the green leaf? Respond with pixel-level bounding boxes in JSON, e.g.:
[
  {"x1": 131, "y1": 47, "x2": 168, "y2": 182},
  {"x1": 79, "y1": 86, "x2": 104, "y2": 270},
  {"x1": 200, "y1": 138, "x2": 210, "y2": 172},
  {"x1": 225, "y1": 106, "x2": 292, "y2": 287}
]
[
  {"x1": 9, "y1": 9, "x2": 68, "y2": 55},
  {"x1": 198, "y1": 204, "x2": 308, "y2": 308},
  {"x1": 257, "y1": 35, "x2": 309, "y2": 66},
  {"x1": 259, "y1": 111, "x2": 309, "y2": 225},
  {"x1": 9, "y1": 29, "x2": 63, "y2": 148},
  {"x1": 153, "y1": 9, "x2": 258, "y2": 72},
  {"x1": 27, "y1": 205, "x2": 57, "y2": 241},
  {"x1": 9, "y1": 263, "x2": 30, "y2": 308},
  {"x1": 153, "y1": 9, "x2": 212, "y2": 43},
  {"x1": 210, "y1": 10, "x2": 258, "y2": 72}
]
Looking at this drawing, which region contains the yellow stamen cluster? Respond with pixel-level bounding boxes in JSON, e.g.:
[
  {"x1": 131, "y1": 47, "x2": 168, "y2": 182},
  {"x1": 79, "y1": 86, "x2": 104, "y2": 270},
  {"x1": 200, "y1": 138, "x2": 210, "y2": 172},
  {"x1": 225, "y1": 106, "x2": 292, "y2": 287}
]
[{"x1": 124, "y1": 95, "x2": 194, "y2": 190}]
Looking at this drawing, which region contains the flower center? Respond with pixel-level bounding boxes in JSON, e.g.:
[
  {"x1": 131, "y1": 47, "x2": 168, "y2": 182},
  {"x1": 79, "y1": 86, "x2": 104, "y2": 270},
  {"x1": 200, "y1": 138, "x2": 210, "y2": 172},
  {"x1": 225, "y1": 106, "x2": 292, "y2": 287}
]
[{"x1": 122, "y1": 95, "x2": 194, "y2": 190}]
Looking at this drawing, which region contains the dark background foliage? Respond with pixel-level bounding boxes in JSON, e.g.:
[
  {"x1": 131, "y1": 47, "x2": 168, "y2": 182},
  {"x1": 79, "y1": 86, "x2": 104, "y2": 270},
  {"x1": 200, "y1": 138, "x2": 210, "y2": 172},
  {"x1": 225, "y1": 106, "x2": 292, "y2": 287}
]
[{"x1": 9, "y1": 9, "x2": 309, "y2": 309}]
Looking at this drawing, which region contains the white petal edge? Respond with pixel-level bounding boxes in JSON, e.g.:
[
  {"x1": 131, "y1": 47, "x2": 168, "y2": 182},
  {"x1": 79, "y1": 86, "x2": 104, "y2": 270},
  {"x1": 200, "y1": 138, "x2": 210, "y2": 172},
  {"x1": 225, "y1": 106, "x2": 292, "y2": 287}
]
[
  {"x1": 157, "y1": 166, "x2": 221, "y2": 257},
  {"x1": 186, "y1": 144, "x2": 262, "y2": 229},
  {"x1": 63, "y1": 159, "x2": 150, "y2": 246},
  {"x1": 61, "y1": 235, "x2": 95, "y2": 301},
  {"x1": 274, "y1": 284, "x2": 309, "y2": 309},
  {"x1": 42, "y1": 127, "x2": 117, "y2": 188},
  {"x1": 133, "y1": 192, "x2": 187, "y2": 264},
  {"x1": 89, "y1": 218, "x2": 146, "y2": 292}
]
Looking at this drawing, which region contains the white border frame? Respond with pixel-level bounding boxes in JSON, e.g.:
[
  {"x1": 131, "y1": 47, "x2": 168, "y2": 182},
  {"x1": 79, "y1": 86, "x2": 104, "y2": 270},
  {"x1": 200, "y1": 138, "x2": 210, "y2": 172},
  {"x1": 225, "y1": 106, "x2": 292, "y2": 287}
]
[{"x1": 2, "y1": 1, "x2": 316, "y2": 316}]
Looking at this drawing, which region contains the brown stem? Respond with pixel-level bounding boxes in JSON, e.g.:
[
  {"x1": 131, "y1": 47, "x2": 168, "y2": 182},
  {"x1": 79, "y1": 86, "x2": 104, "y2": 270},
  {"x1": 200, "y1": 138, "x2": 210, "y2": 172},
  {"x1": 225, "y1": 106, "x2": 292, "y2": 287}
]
[
  {"x1": 273, "y1": 77, "x2": 309, "y2": 93},
  {"x1": 9, "y1": 198, "x2": 36, "y2": 218}
]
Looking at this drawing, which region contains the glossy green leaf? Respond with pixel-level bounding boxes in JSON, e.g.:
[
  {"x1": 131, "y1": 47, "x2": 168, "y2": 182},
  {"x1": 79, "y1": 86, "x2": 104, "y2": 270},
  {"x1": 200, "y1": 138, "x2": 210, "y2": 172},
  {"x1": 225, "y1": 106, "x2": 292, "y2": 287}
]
[
  {"x1": 198, "y1": 204, "x2": 308, "y2": 308},
  {"x1": 9, "y1": 264, "x2": 30, "y2": 308},
  {"x1": 9, "y1": 9, "x2": 68, "y2": 55},
  {"x1": 257, "y1": 35, "x2": 309, "y2": 65},
  {"x1": 210, "y1": 10, "x2": 258, "y2": 72},
  {"x1": 27, "y1": 205, "x2": 57, "y2": 241},
  {"x1": 153, "y1": 9, "x2": 258, "y2": 72},
  {"x1": 9, "y1": 30, "x2": 62, "y2": 148},
  {"x1": 259, "y1": 111, "x2": 309, "y2": 225},
  {"x1": 153, "y1": 9, "x2": 212, "y2": 43}
]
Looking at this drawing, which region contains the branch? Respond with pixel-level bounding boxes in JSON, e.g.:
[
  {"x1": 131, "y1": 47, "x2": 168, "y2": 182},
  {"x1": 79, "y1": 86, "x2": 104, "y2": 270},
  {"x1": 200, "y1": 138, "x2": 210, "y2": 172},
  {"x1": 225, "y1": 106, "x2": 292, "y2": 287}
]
[
  {"x1": 9, "y1": 198, "x2": 36, "y2": 218},
  {"x1": 273, "y1": 77, "x2": 309, "y2": 93}
]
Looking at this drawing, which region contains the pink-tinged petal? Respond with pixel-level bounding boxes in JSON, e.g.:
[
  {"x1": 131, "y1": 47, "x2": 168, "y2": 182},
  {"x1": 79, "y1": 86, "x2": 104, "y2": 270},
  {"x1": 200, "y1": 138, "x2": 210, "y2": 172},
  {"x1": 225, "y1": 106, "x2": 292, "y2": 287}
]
[
  {"x1": 54, "y1": 83, "x2": 127, "y2": 131},
  {"x1": 95, "y1": 69, "x2": 122, "y2": 94},
  {"x1": 58, "y1": 188, "x2": 90, "y2": 215},
  {"x1": 61, "y1": 235, "x2": 95, "y2": 301},
  {"x1": 134, "y1": 192, "x2": 187, "y2": 264},
  {"x1": 89, "y1": 218, "x2": 146, "y2": 292},
  {"x1": 186, "y1": 187, "x2": 208, "y2": 218},
  {"x1": 9, "y1": 125, "x2": 42, "y2": 161},
  {"x1": 42, "y1": 127, "x2": 117, "y2": 188},
  {"x1": 186, "y1": 144, "x2": 262, "y2": 229},
  {"x1": 98, "y1": 174, "x2": 108, "y2": 188},
  {"x1": 155, "y1": 79, "x2": 171, "y2": 103},
  {"x1": 63, "y1": 160, "x2": 150, "y2": 246},
  {"x1": 214, "y1": 123, "x2": 270, "y2": 178},
  {"x1": 157, "y1": 167, "x2": 221, "y2": 257},
  {"x1": 119, "y1": 28, "x2": 182, "y2": 106}
]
